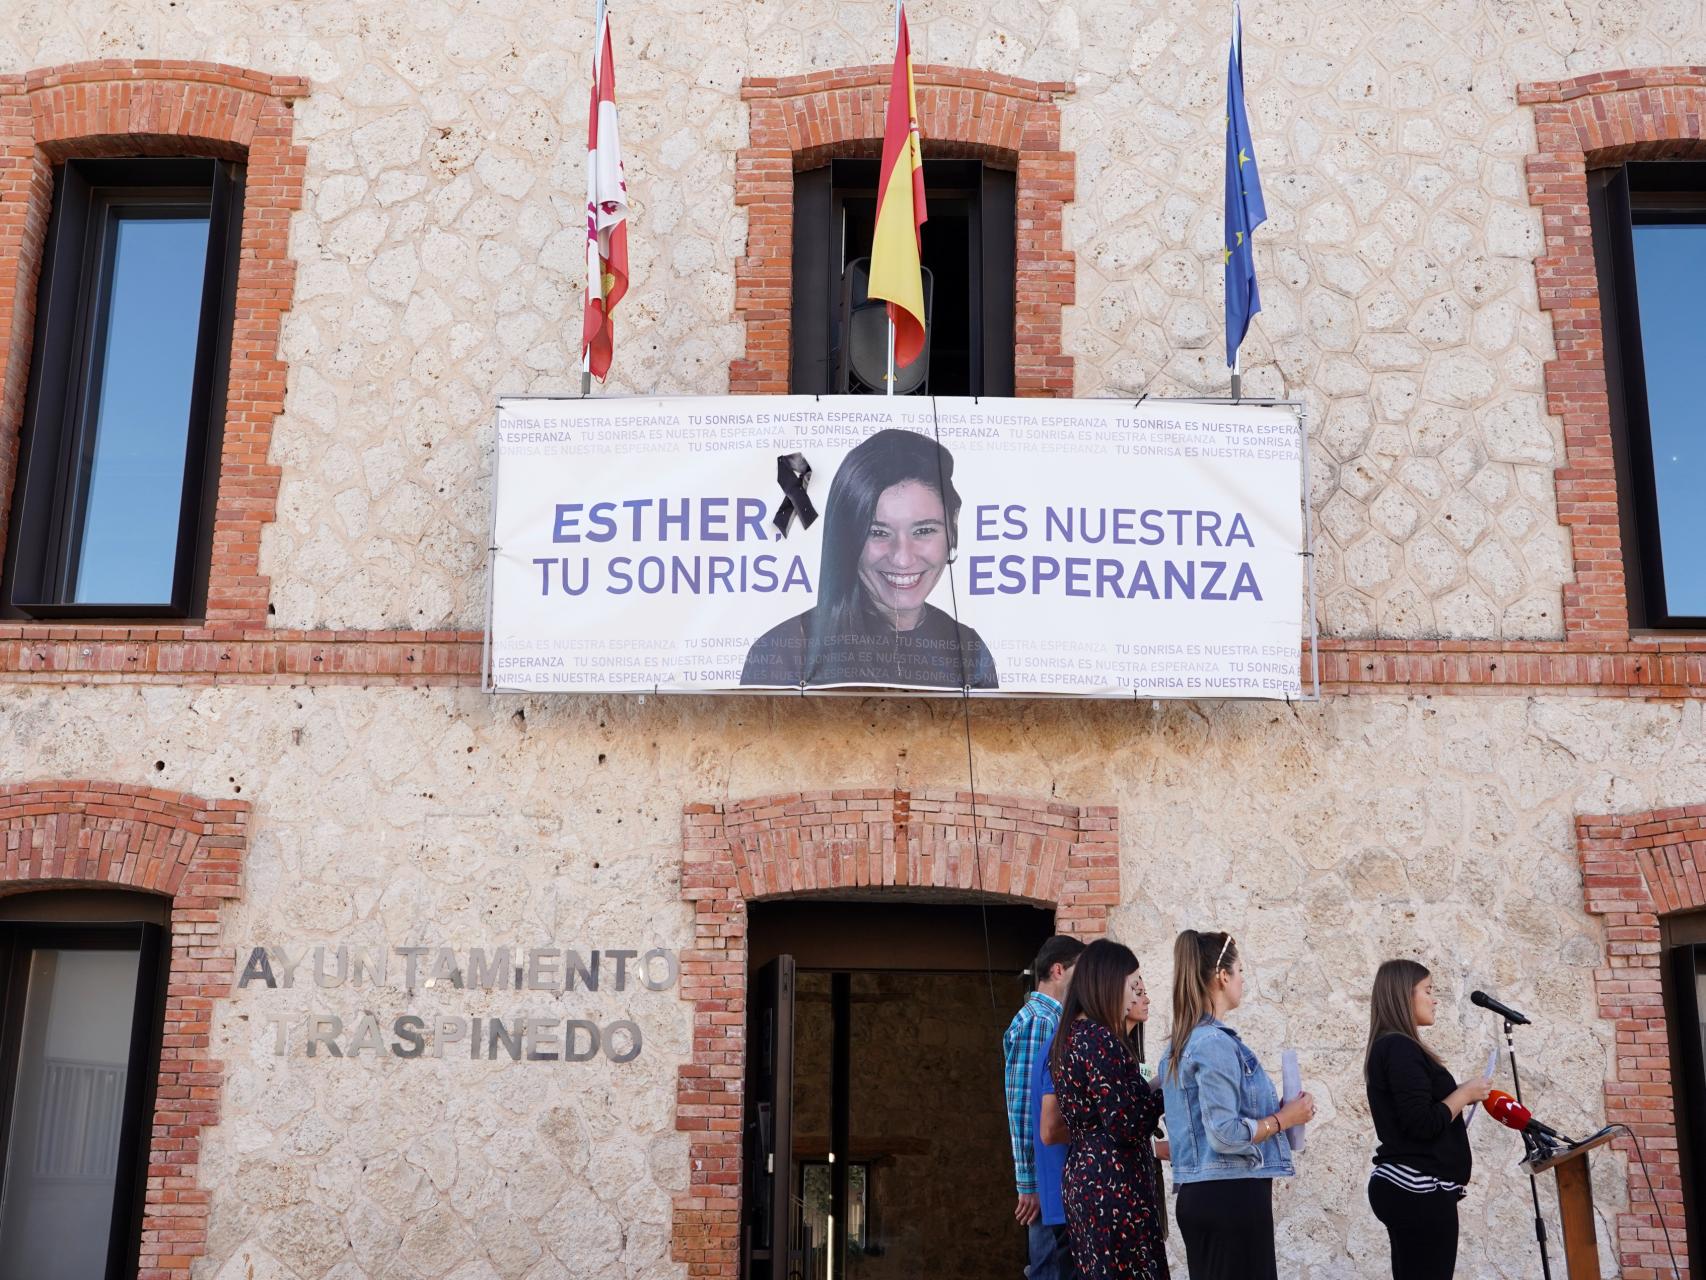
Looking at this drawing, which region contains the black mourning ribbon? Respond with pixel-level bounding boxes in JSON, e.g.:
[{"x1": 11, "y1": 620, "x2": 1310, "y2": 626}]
[{"x1": 772, "y1": 452, "x2": 818, "y2": 536}]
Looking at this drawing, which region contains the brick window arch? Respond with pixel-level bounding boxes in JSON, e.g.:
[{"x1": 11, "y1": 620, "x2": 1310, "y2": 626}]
[
  {"x1": 0, "y1": 62, "x2": 307, "y2": 633},
  {"x1": 1521, "y1": 70, "x2": 1706, "y2": 641},
  {"x1": 732, "y1": 66, "x2": 1075, "y2": 397},
  {"x1": 671, "y1": 787, "x2": 1117, "y2": 1277},
  {"x1": 0, "y1": 779, "x2": 250, "y2": 1280}
]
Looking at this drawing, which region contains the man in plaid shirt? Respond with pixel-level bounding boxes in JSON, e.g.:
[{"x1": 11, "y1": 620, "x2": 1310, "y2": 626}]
[{"x1": 1004, "y1": 935, "x2": 1084, "y2": 1278}]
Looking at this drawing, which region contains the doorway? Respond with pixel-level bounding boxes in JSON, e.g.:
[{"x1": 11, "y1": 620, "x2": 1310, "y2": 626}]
[
  {"x1": 0, "y1": 890, "x2": 169, "y2": 1280},
  {"x1": 741, "y1": 898, "x2": 1055, "y2": 1280},
  {"x1": 1662, "y1": 910, "x2": 1706, "y2": 1274}
]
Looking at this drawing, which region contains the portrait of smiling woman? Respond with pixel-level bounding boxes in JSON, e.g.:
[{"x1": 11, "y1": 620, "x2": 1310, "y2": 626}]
[{"x1": 740, "y1": 428, "x2": 999, "y2": 689}]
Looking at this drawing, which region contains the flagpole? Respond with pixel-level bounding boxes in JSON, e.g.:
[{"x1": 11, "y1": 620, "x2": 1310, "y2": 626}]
[
  {"x1": 885, "y1": 0, "x2": 902, "y2": 397},
  {"x1": 582, "y1": 0, "x2": 609, "y2": 398},
  {"x1": 1228, "y1": 0, "x2": 1242, "y2": 402},
  {"x1": 1230, "y1": 0, "x2": 1237, "y2": 401}
]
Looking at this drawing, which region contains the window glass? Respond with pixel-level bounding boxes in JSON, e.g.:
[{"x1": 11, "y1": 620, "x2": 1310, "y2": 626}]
[
  {"x1": 792, "y1": 971, "x2": 832, "y2": 1275},
  {"x1": 1695, "y1": 958, "x2": 1706, "y2": 1067},
  {"x1": 0, "y1": 948, "x2": 140, "y2": 1278},
  {"x1": 790, "y1": 159, "x2": 1014, "y2": 397},
  {"x1": 1, "y1": 158, "x2": 240, "y2": 621},
  {"x1": 1631, "y1": 221, "x2": 1706, "y2": 617},
  {"x1": 74, "y1": 213, "x2": 211, "y2": 605}
]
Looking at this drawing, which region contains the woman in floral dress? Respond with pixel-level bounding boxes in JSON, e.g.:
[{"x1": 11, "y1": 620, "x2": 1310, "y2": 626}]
[{"x1": 1049, "y1": 939, "x2": 1170, "y2": 1279}]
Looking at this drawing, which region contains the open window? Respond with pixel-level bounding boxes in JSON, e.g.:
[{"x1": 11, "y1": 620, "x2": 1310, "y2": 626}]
[
  {"x1": 2, "y1": 158, "x2": 244, "y2": 620},
  {"x1": 0, "y1": 891, "x2": 168, "y2": 1279},
  {"x1": 1589, "y1": 161, "x2": 1706, "y2": 629},
  {"x1": 790, "y1": 158, "x2": 1016, "y2": 396}
]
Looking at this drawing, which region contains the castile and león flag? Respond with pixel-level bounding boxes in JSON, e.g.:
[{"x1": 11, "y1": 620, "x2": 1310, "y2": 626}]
[{"x1": 581, "y1": 0, "x2": 628, "y2": 386}]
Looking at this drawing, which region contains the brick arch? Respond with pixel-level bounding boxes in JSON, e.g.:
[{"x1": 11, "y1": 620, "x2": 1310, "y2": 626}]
[
  {"x1": 0, "y1": 779, "x2": 251, "y2": 1280},
  {"x1": 732, "y1": 65, "x2": 1075, "y2": 396},
  {"x1": 1520, "y1": 69, "x2": 1706, "y2": 642},
  {"x1": 1576, "y1": 802, "x2": 1706, "y2": 1277},
  {"x1": 671, "y1": 787, "x2": 1117, "y2": 1277},
  {"x1": 0, "y1": 61, "x2": 308, "y2": 632}
]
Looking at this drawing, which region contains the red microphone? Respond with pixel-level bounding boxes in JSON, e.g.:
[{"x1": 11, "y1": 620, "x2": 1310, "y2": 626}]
[{"x1": 1485, "y1": 1090, "x2": 1569, "y2": 1144}]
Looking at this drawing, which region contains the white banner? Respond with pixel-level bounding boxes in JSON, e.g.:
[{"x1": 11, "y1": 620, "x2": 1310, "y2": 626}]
[{"x1": 489, "y1": 396, "x2": 1305, "y2": 698}]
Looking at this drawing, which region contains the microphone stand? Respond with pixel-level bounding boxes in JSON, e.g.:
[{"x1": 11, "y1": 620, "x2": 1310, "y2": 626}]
[{"x1": 1505, "y1": 1017, "x2": 1554, "y2": 1280}]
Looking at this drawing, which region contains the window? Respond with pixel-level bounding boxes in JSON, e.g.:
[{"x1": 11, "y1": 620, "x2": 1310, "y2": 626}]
[
  {"x1": 0, "y1": 892, "x2": 167, "y2": 1279},
  {"x1": 1591, "y1": 162, "x2": 1706, "y2": 628},
  {"x1": 2, "y1": 159, "x2": 244, "y2": 620},
  {"x1": 800, "y1": 1160, "x2": 871, "y2": 1275},
  {"x1": 790, "y1": 158, "x2": 1015, "y2": 397}
]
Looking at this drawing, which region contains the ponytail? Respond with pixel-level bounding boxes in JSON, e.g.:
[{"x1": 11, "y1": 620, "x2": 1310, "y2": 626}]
[{"x1": 1166, "y1": 929, "x2": 1237, "y2": 1082}]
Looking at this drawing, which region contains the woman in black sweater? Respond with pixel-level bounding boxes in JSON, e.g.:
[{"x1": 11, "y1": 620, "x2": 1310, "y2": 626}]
[{"x1": 1363, "y1": 960, "x2": 1492, "y2": 1280}]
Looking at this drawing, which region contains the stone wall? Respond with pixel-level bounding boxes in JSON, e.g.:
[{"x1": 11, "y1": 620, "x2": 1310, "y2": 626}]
[
  {"x1": 4, "y1": 1, "x2": 1701, "y2": 637},
  {"x1": 2, "y1": 1, "x2": 1705, "y2": 1278},
  {"x1": 5, "y1": 684, "x2": 1703, "y2": 1276}
]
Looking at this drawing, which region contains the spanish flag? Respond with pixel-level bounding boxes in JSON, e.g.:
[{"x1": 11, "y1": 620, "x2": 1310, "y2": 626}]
[{"x1": 868, "y1": 4, "x2": 928, "y2": 370}]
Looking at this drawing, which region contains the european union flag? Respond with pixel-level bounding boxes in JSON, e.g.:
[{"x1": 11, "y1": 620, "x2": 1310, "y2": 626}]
[{"x1": 1224, "y1": 2, "x2": 1266, "y2": 370}]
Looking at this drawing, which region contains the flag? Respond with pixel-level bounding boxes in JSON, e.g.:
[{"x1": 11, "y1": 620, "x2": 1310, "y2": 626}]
[
  {"x1": 867, "y1": 3, "x2": 928, "y2": 370},
  {"x1": 1224, "y1": 1, "x2": 1266, "y2": 370},
  {"x1": 582, "y1": 3, "x2": 629, "y2": 382}
]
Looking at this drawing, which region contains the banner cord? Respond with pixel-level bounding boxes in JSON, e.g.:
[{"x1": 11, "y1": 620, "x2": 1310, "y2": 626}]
[
  {"x1": 1610, "y1": 1123, "x2": 1682, "y2": 1279},
  {"x1": 927, "y1": 392, "x2": 1001, "y2": 1016}
]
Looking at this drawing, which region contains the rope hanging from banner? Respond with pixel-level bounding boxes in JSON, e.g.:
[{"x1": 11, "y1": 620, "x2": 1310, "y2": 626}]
[{"x1": 921, "y1": 391, "x2": 1001, "y2": 1015}]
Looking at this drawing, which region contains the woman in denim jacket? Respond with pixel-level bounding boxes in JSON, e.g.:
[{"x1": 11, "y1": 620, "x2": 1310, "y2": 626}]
[{"x1": 1156, "y1": 931, "x2": 1314, "y2": 1280}]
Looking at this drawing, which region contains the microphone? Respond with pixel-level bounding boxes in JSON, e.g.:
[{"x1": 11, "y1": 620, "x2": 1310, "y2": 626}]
[
  {"x1": 1484, "y1": 1090, "x2": 1570, "y2": 1144},
  {"x1": 1470, "y1": 989, "x2": 1531, "y2": 1026}
]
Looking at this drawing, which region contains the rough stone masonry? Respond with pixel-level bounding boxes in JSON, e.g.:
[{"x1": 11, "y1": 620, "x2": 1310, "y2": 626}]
[{"x1": 4, "y1": 2, "x2": 1706, "y2": 1279}]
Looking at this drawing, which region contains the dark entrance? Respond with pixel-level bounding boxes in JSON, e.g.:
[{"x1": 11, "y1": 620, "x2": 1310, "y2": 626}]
[
  {"x1": 741, "y1": 898, "x2": 1054, "y2": 1280},
  {"x1": 0, "y1": 890, "x2": 169, "y2": 1280},
  {"x1": 1663, "y1": 911, "x2": 1706, "y2": 1274}
]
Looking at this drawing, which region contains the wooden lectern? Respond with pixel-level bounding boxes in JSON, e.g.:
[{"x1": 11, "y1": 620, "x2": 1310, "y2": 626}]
[{"x1": 1526, "y1": 1127, "x2": 1620, "y2": 1280}]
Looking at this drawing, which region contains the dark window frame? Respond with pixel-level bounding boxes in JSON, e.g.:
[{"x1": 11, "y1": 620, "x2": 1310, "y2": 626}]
[
  {"x1": 1, "y1": 157, "x2": 244, "y2": 621},
  {"x1": 0, "y1": 918, "x2": 166, "y2": 1280},
  {"x1": 1662, "y1": 912, "x2": 1706, "y2": 1276},
  {"x1": 1589, "y1": 160, "x2": 1706, "y2": 630},
  {"x1": 790, "y1": 157, "x2": 1015, "y2": 397}
]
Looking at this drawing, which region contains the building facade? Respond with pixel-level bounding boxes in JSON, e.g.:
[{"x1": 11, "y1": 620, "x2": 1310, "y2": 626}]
[{"x1": 1, "y1": 2, "x2": 1705, "y2": 1278}]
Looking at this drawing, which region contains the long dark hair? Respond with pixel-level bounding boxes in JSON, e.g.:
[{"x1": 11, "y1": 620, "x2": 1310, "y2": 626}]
[
  {"x1": 1049, "y1": 939, "x2": 1140, "y2": 1082},
  {"x1": 1166, "y1": 929, "x2": 1236, "y2": 1082},
  {"x1": 1364, "y1": 958, "x2": 1444, "y2": 1078},
  {"x1": 805, "y1": 429, "x2": 961, "y2": 673}
]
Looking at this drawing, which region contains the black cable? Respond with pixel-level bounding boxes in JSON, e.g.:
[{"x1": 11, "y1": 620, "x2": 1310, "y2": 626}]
[
  {"x1": 1608, "y1": 1122, "x2": 1682, "y2": 1280},
  {"x1": 925, "y1": 393, "x2": 1001, "y2": 1016}
]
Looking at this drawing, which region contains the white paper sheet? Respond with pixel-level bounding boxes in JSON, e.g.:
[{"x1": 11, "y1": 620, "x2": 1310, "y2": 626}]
[
  {"x1": 1281, "y1": 1048, "x2": 1306, "y2": 1153},
  {"x1": 1464, "y1": 1045, "x2": 1499, "y2": 1126}
]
